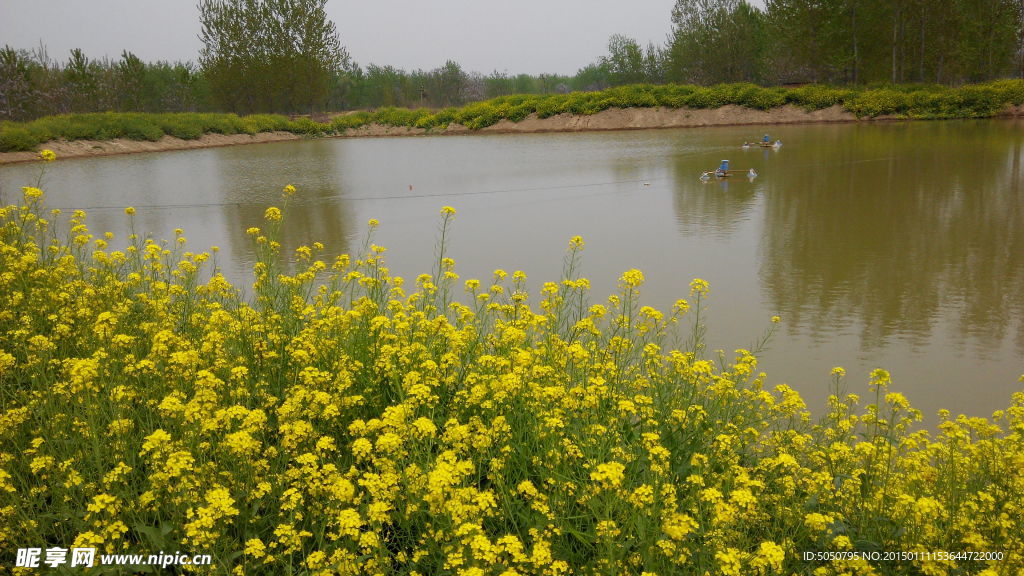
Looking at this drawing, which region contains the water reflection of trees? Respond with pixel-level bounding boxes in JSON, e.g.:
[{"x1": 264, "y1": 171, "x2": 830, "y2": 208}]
[
  {"x1": 219, "y1": 140, "x2": 354, "y2": 281},
  {"x1": 760, "y1": 122, "x2": 1024, "y2": 355}
]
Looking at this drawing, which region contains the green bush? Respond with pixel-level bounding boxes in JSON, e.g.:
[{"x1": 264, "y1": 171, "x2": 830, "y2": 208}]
[
  {"x1": 432, "y1": 107, "x2": 459, "y2": 127},
  {"x1": 465, "y1": 111, "x2": 499, "y2": 130},
  {"x1": 155, "y1": 117, "x2": 204, "y2": 140},
  {"x1": 561, "y1": 93, "x2": 603, "y2": 116},
  {"x1": 784, "y1": 85, "x2": 854, "y2": 110},
  {"x1": 505, "y1": 102, "x2": 536, "y2": 122},
  {"x1": 21, "y1": 117, "x2": 60, "y2": 143},
  {"x1": 693, "y1": 85, "x2": 736, "y2": 108},
  {"x1": 845, "y1": 89, "x2": 912, "y2": 117},
  {"x1": 195, "y1": 113, "x2": 243, "y2": 135},
  {"x1": 604, "y1": 85, "x2": 659, "y2": 108},
  {"x1": 952, "y1": 85, "x2": 1002, "y2": 116},
  {"x1": 652, "y1": 84, "x2": 699, "y2": 108},
  {"x1": 986, "y1": 79, "x2": 1024, "y2": 105},
  {"x1": 453, "y1": 102, "x2": 500, "y2": 129},
  {"x1": 237, "y1": 120, "x2": 261, "y2": 135},
  {"x1": 0, "y1": 126, "x2": 40, "y2": 152},
  {"x1": 413, "y1": 113, "x2": 442, "y2": 130},
  {"x1": 52, "y1": 115, "x2": 110, "y2": 141},
  {"x1": 738, "y1": 86, "x2": 787, "y2": 110},
  {"x1": 534, "y1": 96, "x2": 566, "y2": 119},
  {"x1": 120, "y1": 116, "x2": 165, "y2": 142},
  {"x1": 289, "y1": 117, "x2": 328, "y2": 135},
  {"x1": 243, "y1": 114, "x2": 295, "y2": 134},
  {"x1": 330, "y1": 112, "x2": 371, "y2": 132},
  {"x1": 895, "y1": 85, "x2": 1005, "y2": 118},
  {"x1": 373, "y1": 107, "x2": 430, "y2": 128},
  {"x1": 903, "y1": 91, "x2": 942, "y2": 118}
]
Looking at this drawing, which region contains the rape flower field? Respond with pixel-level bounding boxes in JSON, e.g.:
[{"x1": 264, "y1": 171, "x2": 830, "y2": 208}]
[{"x1": 1, "y1": 157, "x2": 1023, "y2": 575}]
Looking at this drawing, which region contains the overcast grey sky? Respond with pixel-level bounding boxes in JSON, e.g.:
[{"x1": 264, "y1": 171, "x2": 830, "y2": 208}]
[{"x1": 0, "y1": 0, "x2": 678, "y2": 75}]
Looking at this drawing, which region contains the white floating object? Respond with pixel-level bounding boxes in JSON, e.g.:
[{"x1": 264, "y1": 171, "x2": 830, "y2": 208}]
[{"x1": 748, "y1": 168, "x2": 758, "y2": 178}]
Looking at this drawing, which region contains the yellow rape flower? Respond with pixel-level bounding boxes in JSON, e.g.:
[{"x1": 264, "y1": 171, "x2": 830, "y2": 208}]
[
  {"x1": 870, "y1": 368, "x2": 891, "y2": 385},
  {"x1": 595, "y1": 520, "x2": 620, "y2": 538},
  {"x1": 751, "y1": 541, "x2": 785, "y2": 573},
  {"x1": 673, "y1": 299, "x2": 690, "y2": 315},
  {"x1": 620, "y1": 268, "x2": 645, "y2": 288},
  {"x1": 244, "y1": 538, "x2": 266, "y2": 558},
  {"x1": 412, "y1": 417, "x2": 437, "y2": 438},
  {"x1": 661, "y1": 512, "x2": 698, "y2": 540},
  {"x1": 804, "y1": 512, "x2": 833, "y2": 532},
  {"x1": 715, "y1": 548, "x2": 743, "y2": 576},
  {"x1": 886, "y1": 392, "x2": 911, "y2": 410},
  {"x1": 336, "y1": 508, "x2": 362, "y2": 539},
  {"x1": 689, "y1": 278, "x2": 710, "y2": 296},
  {"x1": 590, "y1": 461, "x2": 626, "y2": 489}
]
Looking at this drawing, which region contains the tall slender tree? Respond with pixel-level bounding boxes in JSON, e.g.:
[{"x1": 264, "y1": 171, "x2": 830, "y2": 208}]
[
  {"x1": 198, "y1": 0, "x2": 348, "y2": 113},
  {"x1": 954, "y1": 0, "x2": 1019, "y2": 81},
  {"x1": 602, "y1": 35, "x2": 648, "y2": 85},
  {"x1": 669, "y1": 0, "x2": 767, "y2": 84}
]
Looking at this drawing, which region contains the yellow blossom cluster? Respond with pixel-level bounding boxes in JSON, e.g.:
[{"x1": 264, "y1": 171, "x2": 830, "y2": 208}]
[{"x1": 1, "y1": 185, "x2": 1023, "y2": 575}]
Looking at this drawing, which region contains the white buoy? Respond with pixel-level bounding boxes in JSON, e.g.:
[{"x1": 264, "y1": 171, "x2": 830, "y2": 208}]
[{"x1": 748, "y1": 168, "x2": 758, "y2": 179}]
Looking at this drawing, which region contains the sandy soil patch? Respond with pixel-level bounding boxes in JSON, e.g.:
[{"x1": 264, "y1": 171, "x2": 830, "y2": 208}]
[
  {"x1": 996, "y1": 104, "x2": 1024, "y2": 117},
  {"x1": 341, "y1": 124, "x2": 427, "y2": 137},
  {"x1": 0, "y1": 131, "x2": 300, "y2": 164},
  {"x1": 479, "y1": 104, "x2": 856, "y2": 133}
]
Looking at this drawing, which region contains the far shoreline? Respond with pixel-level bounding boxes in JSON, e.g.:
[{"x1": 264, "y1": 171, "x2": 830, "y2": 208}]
[{"x1": 2, "y1": 103, "x2": 1021, "y2": 165}]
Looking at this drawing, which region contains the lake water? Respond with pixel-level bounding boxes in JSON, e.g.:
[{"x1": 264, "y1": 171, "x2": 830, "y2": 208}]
[{"x1": 2, "y1": 119, "x2": 1022, "y2": 422}]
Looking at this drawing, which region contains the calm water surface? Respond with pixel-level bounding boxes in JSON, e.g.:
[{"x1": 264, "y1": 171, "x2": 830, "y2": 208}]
[{"x1": 2, "y1": 120, "x2": 1022, "y2": 421}]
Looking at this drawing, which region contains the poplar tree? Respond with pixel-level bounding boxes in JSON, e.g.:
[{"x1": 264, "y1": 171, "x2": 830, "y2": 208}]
[
  {"x1": 198, "y1": 0, "x2": 349, "y2": 114},
  {"x1": 668, "y1": 0, "x2": 767, "y2": 84}
]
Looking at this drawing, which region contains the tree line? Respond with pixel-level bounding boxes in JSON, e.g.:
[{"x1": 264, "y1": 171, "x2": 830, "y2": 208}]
[
  {"x1": 0, "y1": 46, "x2": 585, "y2": 122},
  {"x1": 663, "y1": 0, "x2": 1024, "y2": 86},
  {"x1": 0, "y1": 46, "x2": 202, "y2": 121},
  {"x1": 2, "y1": 0, "x2": 1022, "y2": 122}
]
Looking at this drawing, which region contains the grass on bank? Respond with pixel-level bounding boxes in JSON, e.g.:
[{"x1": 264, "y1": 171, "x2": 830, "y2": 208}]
[
  {"x1": 1, "y1": 158, "x2": 1023, "y2": 574},
  {"x1": 3, "y1": 80, "x2": 1024, "y2": 152}
]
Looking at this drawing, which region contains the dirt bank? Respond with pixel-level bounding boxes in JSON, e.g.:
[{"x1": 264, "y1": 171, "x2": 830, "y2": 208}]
[
  {"x1": 324, "y1": 104, "x2": 858, "y2": 138},
  {"x1": 0, "y1": 131, "x2": 302, "y2": 164},
  {"x1": 3, "y1": 103, "x2": 1021, "y2": 164}
]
